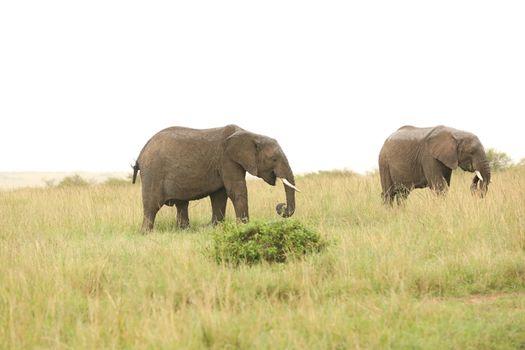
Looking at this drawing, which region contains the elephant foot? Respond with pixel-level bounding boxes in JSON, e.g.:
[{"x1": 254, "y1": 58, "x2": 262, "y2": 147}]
[
  {"x1": 211, "y1": 217, "x2": 225, "y2": 226},
  {"x1": 235, "y1": 216, "x2": 249, "y2": 224},
  {"x1": 141, "y1": 225, "x2": 153, "y2": 234},
  {"x1": 177, "y1": 220, "x2": 190, "y2": 230},
  {"x1": 141, "y1": 218, "x2": 155, "y2": 233}
]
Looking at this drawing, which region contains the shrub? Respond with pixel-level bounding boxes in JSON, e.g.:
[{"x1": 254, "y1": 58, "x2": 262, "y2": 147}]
[
  {"x1": 212, "y1": 220, "x2": 328, "y2": 265},
  {"x1": 57, "y1": 174, "x2": 92, "y2": 187}
]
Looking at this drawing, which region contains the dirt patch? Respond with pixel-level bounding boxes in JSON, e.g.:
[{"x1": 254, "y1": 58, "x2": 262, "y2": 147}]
[{"x1": 426, "y1": 292, "x2": 525, "y2": 305}]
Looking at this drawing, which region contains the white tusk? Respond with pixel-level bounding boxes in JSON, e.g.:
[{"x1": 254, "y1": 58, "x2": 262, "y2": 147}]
[
  {"x1": 475, "y1": 170, "x2": 483, "y2": 182},
  {"x1": 281, "y1": 178, "x2": 300, "y2": 192}
]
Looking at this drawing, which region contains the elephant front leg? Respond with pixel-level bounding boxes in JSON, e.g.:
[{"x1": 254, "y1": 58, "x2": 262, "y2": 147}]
[
  {"x1": 424, "y1": 161, "x2": 450, "y2": 196},
  {"x1": 224, "y1": 180, "x2": 249, "y2": 223},
  {"x1": 175, "y1": 201, "x2": 190, "y2": 229},
  {"x1": 428, "y1": 176, "x2": 449, "y2": 195},
  {"x1": 142, "y1": 214, "x2": 155, "y2": 233},
  {"x1": 210, "y1": 188, "x2": 228, "y2": 224}
]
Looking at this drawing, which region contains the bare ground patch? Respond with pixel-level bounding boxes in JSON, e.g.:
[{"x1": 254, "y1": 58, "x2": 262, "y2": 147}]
[{"x1": 425, "y1": 292, "x2": 525, "y2": 305}]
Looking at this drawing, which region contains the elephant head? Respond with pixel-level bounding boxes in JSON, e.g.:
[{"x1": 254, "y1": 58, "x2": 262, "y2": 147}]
[
  {"x1": 428, "y1": 127, "x2": 491, "y2": 196},
  {"x1": 225, "y1": 130, "x2": 299, "y2": 217}
]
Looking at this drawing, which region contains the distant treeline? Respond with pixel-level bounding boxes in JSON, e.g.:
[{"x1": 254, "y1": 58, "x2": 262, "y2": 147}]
[
  {"x1": 48, "y1": 149, "x2": 523, "y2": 187},
  {"x1": 46, "y1": 174, "x2": 132, "y2": 188}
]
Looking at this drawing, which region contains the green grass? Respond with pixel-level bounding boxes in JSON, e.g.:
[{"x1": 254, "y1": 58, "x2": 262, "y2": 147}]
[{"x1": 1, "y1": 168, "x2": 524, "y2": 349}]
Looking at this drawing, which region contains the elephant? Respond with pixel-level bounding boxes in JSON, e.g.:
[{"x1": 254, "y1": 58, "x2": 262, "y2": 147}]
[
  {"x1": 378, "y1": 125, "x2": 491, "y2": 204},
  {"x1": 132, "y1": 124, "x2": 299, "y2": 232}
]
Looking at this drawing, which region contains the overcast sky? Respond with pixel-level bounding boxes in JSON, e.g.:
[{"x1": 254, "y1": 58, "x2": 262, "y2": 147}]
[{"x1": 1, "y1": 1, "x2": 524, "y2": 174}]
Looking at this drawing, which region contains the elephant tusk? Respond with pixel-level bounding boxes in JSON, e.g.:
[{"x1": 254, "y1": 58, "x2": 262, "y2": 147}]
[
  {"x1": 281, "y1": 178, "x2": 301, "y2": 192},
  {"x1": 475, "y1": 170, "x2": 484, "y2": 182}
]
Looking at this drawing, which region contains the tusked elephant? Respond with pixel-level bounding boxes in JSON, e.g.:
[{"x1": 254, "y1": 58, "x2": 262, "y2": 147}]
[
  {"x1": 378, "y1": 125, "x2": 491, "y2": 204},
  {"x1": 132, "y1": 124, "x2": 299, "y2": 232}
]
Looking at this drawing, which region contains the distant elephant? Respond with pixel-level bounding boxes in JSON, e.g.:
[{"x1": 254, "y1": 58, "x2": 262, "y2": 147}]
[
  {"x1": 132, "y1": 124, "x2": 299, "y2": 232},
  {"x1": 378, "y1": 125, "x2": 491, "y2": 204}
]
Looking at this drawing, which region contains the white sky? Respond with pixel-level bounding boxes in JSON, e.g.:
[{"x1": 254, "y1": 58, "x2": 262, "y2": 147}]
[{"x1": 1, "y1": 1, "x2": 524, "y2": 174}]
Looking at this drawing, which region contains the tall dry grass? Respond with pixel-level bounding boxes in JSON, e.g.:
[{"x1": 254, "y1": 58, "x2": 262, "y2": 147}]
[{"x1": 1, "y1": 168, "x2": 524, "y2": 348}]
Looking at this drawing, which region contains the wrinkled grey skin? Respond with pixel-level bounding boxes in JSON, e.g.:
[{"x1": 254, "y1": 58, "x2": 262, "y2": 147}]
[
  {"x1": 379, "y1": 125, "x2": 491, "y2": 205},
  {"x1": 133, "y1": 124, "x2": 296, "y2": 232}
]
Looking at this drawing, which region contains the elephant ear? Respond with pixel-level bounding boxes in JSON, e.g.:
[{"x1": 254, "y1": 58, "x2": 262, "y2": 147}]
[
  {"x1": 428, "y1": 128, "x2": 459, "y2": 169},
  {"x1": 225, "y1": 130, "x2": 258, "y2": 176}
]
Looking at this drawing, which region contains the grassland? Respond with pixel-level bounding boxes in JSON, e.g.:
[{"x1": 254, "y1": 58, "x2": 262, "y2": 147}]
[{"x1": 1, "y1": 168, "x2": 524, "y2": 349}]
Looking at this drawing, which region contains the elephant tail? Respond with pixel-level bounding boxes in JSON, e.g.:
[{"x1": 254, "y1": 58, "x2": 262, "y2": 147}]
[{"x1": 131, "y1": 162, "x2": 140, "y2": 184}]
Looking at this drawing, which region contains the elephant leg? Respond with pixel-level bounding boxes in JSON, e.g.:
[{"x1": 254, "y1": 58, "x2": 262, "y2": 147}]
[
  {"x1": 429, "y1": 179, "x2": 448, "y2": 195},
  {"x1": 424, "y1": 162, "x2": 449, "y2": 196},
  {"x1": 224, "y1": 180, "x2": 249, "y2": 223},
  {"x1": 443, "y1": 167, "x2": 452, "y2": 187},
  {"x1": 141, "y1": 185, "x2": 164, "y2": 233},
  {"x1": 436, "y1": 183, "x2": 448, "y2": 196},
  {"x1": 395, "y1": 185, "x2": 411, "y2": 205},
  {"x1": 382, "y1": 186, "x2": 395, "y2": 206},
  {"x1": 142, "y1": 203, "x2": 161, "y2": 233},
  {"x1": 210, "y1": 187, "x2": 228, "y2": 224},
  {"x1": 142, "y1": 209, "x2": 158, "y2": 232},
  {"x1": 379, "y1": 164, "x2": 396, "y2": 205},
  {"x1": 175, "y1": 201, "x2": 190, "y2": 229}
]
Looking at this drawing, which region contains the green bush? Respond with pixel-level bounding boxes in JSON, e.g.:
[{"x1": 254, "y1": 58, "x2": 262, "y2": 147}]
[
  {"x1": 212, "y1": 220, "x2": 328, "y2": 265},
  {"x1": 57, "y1": 174, "x2": 92, "y2": 187}
]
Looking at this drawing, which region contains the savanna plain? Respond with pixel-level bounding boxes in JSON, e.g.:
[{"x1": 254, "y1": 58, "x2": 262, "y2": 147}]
[{"x1": 1, "y1": 168, "x2": 525, "y2": 349}]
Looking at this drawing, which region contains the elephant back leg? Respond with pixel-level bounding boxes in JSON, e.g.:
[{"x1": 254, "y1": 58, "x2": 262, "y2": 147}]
[
  {"x1": 381, "y1": 188, "x2": 395, "y2": 206},
  {"x1": 394, "y1": 184, "x2": 411, "y2": 205},
  {"x1": 142, "y1": 201, "x2": 162, "y2": 232},
  {"x1": 379, "y1": 163, "x2": 396, "y2": 205},
  {"x1": 140, "y1": 177, "x2": 165, "y2": 232},
  {"x1": 210, "y1": 187, "x2": 228, "y2": 224}
]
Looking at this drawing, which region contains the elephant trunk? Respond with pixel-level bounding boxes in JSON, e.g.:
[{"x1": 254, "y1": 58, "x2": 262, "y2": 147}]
[
  {"x1": 471, "y1": 156, "x2": 491, "y2": 197},
  {"x1": 275, "y1": 166, "x2": 296, "y2": 218}
]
